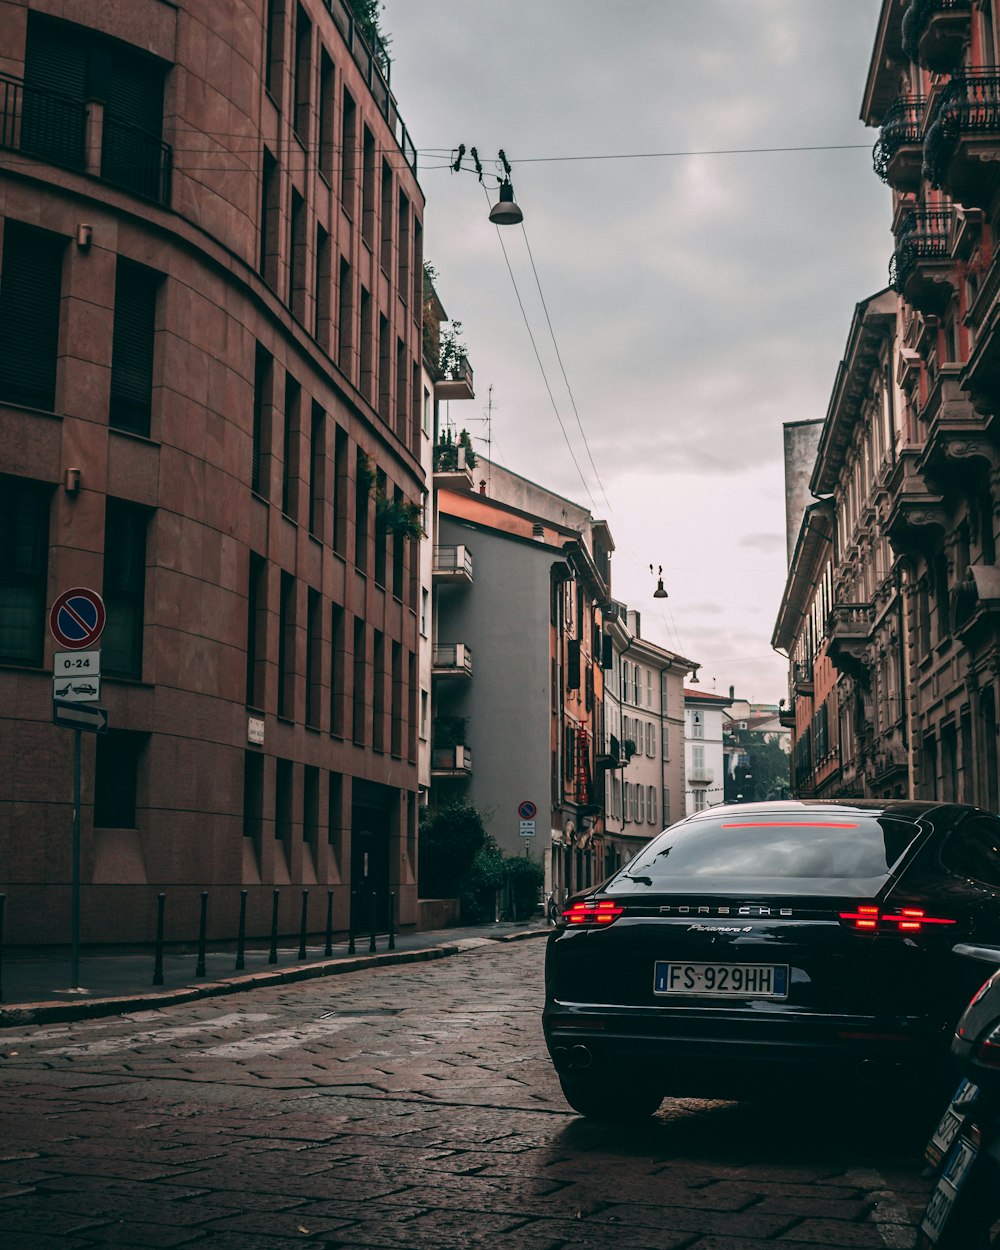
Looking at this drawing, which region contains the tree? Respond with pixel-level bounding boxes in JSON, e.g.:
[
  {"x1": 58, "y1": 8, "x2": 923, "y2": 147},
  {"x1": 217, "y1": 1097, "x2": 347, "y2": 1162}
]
[
  {"x1": 348, "y1": 1, "x2": 389, "y2": 61},
  {"x1": 725, "y1": 728, "x2": 791, "y2": 802},
  {"x1": 418, "y1": 802, "x2": 487, "y2": 898}
]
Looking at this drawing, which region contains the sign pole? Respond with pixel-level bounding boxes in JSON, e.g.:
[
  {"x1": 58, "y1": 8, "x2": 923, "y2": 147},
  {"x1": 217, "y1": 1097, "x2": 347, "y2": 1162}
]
[{"x1": 71, "y1": 727, "x2": 81, "y2": 987}]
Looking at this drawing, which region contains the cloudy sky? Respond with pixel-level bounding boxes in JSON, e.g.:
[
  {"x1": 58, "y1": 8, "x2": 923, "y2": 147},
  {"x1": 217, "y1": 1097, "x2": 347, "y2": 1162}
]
[{"x1": 384, "y1": 0, "x2": 888, "y2": 704}]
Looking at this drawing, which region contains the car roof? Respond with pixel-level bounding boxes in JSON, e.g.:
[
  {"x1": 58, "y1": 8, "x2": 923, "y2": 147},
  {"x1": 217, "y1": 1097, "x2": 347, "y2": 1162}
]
[{"x1": 679, "y1": 798, "x2": 980, "y2": 825}]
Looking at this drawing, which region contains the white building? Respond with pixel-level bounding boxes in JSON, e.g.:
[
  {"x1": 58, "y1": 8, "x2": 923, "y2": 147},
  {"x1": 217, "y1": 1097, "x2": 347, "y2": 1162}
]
[{"x1": 684, "y1": 689, "x2": 733, "y2": 813}]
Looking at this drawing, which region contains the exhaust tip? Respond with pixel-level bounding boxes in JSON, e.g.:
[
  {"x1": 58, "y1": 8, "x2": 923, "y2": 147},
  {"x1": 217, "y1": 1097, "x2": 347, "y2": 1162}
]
[{"x1": 570, "y1": 1044, "x2": 593, "y2": 1070}]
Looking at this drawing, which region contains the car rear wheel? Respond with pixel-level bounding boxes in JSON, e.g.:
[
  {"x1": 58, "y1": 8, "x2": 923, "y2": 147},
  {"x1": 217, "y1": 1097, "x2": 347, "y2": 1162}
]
[{"x1": 557, "y1": 1074, "x2": 663, "y2": 1122}]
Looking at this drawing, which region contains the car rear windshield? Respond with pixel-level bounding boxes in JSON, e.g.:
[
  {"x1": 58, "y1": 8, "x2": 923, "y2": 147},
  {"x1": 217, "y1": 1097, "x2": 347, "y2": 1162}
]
[{"x1": 622, "y1": 813, "x2": 922, "y2": 884}]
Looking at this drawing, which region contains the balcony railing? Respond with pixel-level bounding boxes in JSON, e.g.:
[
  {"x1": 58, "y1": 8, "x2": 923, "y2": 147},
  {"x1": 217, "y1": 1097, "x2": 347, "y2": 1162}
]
[
  {"x1": 890, "y1": 208, "x2": 955, "y2": 310},
  {"x1": 902, "y1": 0, "x2": 972, "y2": 72},
  {"x1": 432, "y1": 544, "x2": 474, "y2": 582},
  {"x1": 435, "y1": 354, "x2": 475, "y2": 401},
  {"x1": 324, "y1": 0, "x2": 417, "y2": 175},
  {"x1": 431, "y1": 744, "x2": 473, "y2": 774},
  {"x1": 432, "y1": 644, "x2": 473, "y2": 677},
  {"x1": 873, "y1": 95, "x2": 926, "y2": 189},
  {"x1": 0, "y1": 74, "x2": 172, "y2": 207},
  {"x1": 924, "y1": 69, "x2": 1000, "y2": 196}
]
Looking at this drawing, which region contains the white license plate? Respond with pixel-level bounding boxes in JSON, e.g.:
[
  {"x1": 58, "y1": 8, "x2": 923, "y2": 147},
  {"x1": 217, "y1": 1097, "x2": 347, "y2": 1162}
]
[
  {"x1": 918, "y1": 1136, "x2": 979, "y2": 1246},
  {"x1": 653, "y1": 961, "x2": 788, "y2": 999},
  {"x1": 925, "y1": 1081, "x2": 979, "y2": 1168}
]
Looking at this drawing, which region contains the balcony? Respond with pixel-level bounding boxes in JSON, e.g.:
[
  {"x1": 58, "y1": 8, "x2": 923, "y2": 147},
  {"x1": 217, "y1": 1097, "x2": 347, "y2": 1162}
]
[
  {"x1": 901, "y1": 0, "x2": 972, "y2": 73},
  {"x1": 435, "y1": 355, "x2": 475, "y2": 401},
  {"x1": 885, "y1": 449, "x2": 949, "y2": 554},
  {"x1": 873, "y1": 95, "x2": 927, "y2": 192},
  {"x1": 688, "y1": 766, "x2": 714, "y2": 785},
  {"x1": 890, "y1": 207, "x2": 957, "y2": 315},
  {"x1": 431, "y1": 744, "x2": 473, "y2": 776},
  {"x1": 924, "y1": 70, "x2": 1000, "y2": 207},
  {"x1": 918, "y1": 364, "x2": 996, "y2": 483},
  {"x1": 793, "y1": 662, "x2": 814, "y2": 696},
  {"x1": 826, "y1": 602, "x2": 873, "y2": 678},
  {"x1": 0, "y1": 74, "x2": 171, "y2": 206},
  {"x1": 432, "y1": 643, "x2": 473, "y2": 678},
  {"x1": 432, "y1": 441, "x2": 475, "y2": 492},
  {"x1": 432, "y1": 544, "x2": 474, "y2": 584}
]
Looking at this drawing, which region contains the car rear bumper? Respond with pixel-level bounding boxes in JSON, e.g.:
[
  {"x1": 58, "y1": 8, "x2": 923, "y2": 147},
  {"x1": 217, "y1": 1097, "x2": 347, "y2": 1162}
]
[{"x1": 543, "y1": 1002, "x2": 952, "y2": 1096}]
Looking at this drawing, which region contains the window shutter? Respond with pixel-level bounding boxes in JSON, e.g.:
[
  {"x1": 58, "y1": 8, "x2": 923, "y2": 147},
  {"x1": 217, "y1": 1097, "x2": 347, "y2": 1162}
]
[
  {"x1": 567, "y1": 638, "x2": 581, "y2": 689},
  {"x1": 110, "y1": 261, "x2": 158, "y2": 435},
  {"x1": 601, "y1": 632, "x2": 613, "y2": 669},
  {"x1": 0, "y1": 222, "x2": 64, "y2": 410}
]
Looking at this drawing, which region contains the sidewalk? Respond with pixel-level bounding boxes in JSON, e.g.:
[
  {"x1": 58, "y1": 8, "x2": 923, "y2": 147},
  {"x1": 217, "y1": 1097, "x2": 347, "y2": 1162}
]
[{"x1": 0, "y1": 920, "x2": 551, "y2": 1026}]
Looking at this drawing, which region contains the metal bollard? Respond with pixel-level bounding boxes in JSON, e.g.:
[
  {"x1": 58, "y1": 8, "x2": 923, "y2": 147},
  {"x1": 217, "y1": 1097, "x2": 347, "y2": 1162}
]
[
  {"x1": 0, "y1": 892, "x2": 5, "y2": 1004},
  {"x1": 324, "y1": 890, "x2": 333, "y2": 958},
  {"x1": 388, "y1": 891, "x2": 395, "y2": 951},
  {"x1": 235, "y1": 889, "x2": 247, "y2": 971},
  {"x1": 298, "y1": 889, "x2": 308, "y2": 960},
  {"x1": 369, "y1": 890, "x2": 377, "y2": 953},
  {"x1": 348, "y1": 889, "x2": 356, "y2": 954},
  {"x1": 269, "y1": 888, "x2": 279, "y2": 963},
  {"x1": 195, "y1": 891, "x2": 208, "y2": 978},
  {"x1": 153, "y1": 893, "x2": 166, "y2": 986}
]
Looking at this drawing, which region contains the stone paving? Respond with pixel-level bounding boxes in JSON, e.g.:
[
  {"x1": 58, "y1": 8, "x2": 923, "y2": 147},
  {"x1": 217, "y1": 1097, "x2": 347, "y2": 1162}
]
[{"x1": 0, "y1": 938, "x2": 935, "y2": 1249}]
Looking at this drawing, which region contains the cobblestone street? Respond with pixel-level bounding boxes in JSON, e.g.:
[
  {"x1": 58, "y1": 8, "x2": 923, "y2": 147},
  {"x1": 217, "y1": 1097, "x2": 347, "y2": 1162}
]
[{"x1": 0, "y1": 938, "x2": 935, "y2": 1249}]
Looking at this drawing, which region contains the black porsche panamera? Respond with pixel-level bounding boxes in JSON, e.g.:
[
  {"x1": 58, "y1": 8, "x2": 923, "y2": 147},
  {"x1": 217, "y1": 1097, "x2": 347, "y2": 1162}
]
[{"x1": 542, "y1": 799, "x2": 1000, "y2": 1120}]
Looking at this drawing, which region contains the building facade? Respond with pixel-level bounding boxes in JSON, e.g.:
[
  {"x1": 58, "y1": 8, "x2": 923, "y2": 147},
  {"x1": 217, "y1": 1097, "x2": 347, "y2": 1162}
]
[
  {"x1": 0, "y1": 0, "x2": 428, "y2": 944},
  {"x1": 430, "y1": 459, "x2": 618, "y2": 900},
  {"x1": 683, "y1": 688, "x2": 733, "y2": 813},
  {"x1": 603, "y1": 607, "x2": 693, "y2": 851},
  {"x1": 775, "y1": 0, "x2": 1000, "y2": 805}
]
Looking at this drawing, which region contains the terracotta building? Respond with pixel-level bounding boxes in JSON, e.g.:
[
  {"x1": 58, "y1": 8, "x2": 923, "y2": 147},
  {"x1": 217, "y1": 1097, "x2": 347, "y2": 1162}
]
[
  {"x1": 0, "y1": 0, "x2": 428, "y2": 945},
  {"x1": 775, "y1": 0, "x2": 1000, "y2": 804}
]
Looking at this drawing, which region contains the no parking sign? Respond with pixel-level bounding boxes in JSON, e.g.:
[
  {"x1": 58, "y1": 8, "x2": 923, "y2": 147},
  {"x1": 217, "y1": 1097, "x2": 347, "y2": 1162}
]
[{"x1": 49, "y1": 587, "x2": 106, "y2": 650}]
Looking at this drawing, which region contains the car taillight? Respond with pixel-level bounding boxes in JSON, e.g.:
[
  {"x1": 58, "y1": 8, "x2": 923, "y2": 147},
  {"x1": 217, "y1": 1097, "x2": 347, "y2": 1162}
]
[
  {"x1": 837, "y1": 904, "x2": 956, "y2": 933},
  {"x1": 561, "y1": 900, "x2": 625, "y2": 927},
  {"x1": 974, "y1": 1022, "x2": 1000, "y2": 1068}
]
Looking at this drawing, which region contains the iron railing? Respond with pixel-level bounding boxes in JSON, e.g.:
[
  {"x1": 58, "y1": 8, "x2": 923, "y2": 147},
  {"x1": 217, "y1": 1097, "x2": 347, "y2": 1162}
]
[
  {"x1": 902, "y1": 0, "x2": 971, "y2": 64},
  {"x1": 873, "y1": 95, "x2": 926, "y2": 183},
  {"x1": 323, "y1": 0, "x2": 418, "y2": 176},
  {"x1": 0, "y1": 73, "x2": 171, "y2": 207},
  {"x1": 432, "y1": 545, "x2": 474, "y2": 579},
  {"x1": 924, "y1": 69, "x2": 1000, "y2": 188},
  {"x1": 890, "y1": 207, "x2": 953, "y2": 291}
]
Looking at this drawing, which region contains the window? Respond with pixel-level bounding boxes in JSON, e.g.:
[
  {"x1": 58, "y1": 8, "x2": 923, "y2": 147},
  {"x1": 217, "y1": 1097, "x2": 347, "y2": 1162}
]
[
  {"x1": 290, "y1": 189, "x2": 307, "y2": 320},
  {"x1": 303, "y1": 764, "x2": 319, "y2": 849},
  {"x1": 281, "y1": 373, "x2": 301, "y2": 518},
  {"x1": 314, "y1": 225, "x2": 331, "y2": 348},
  {"x1": 252, "y1": 344, "x2": 273, "y2": 497},
  {"x1": 318, "y1": 50, "x2": 334, "y2": 185},
  {"x1": 305, "y1": 587, "x2": 322, "y2": 728},
  {"x1": 338, "y1": 257, "x2": 354, "y2": 377},
  {"x1": 0, "y1": 221, "x2": 64, "y2": 410},
  {"x1": 110, "y1": 259, "x2": 159, "y2": 436},
  {"x1": 692, "y1": 711, "x2": 704, "y2": 739},
  {"x1": 380, "y1": 159, "x2": 393, "y2": 277},
  {"x1": 373, "y1": 629, "x2": 385, "y2": 751},
  {"x1": 692, "y1": 744, "x2": 705, "y2": 774},
  {"x1": 24, "y1": 15, "x2": 168, "y2": 203},
  {"x1": 377, "y1": 313, "x2": 391, "y2": 421},
  {"x1": 360, "y1": 286, "x2": 373, "y2": 401},
  {"x1": 308, "y1": 401, "x2": 325, "y2": 539},
  {"x1": 941, "y1": 815, "x2": 1000, "y2": 888},
  {"x1": 293, "y1": 4, "x2": 311, "y2": 139},
  {"x1": 102, "y1": 499, "x2": 147, "y2": 678},
  {"x1": 352, "y1": 616, "x2": 367, "y2": 743},
  {"x1": 648, "y1": 786, "x2": 657, "y2": 825},
  {"x1": 277, "y1": 570, "x2": 295, "y2": 719},
  {"x1": 94, "y1": 731, "x2": 144, "y2": 828},
  {"x1": 260, "y1": 148, "x2": 279, "y2": 286},
  {"x1": 0, "y1": 475, "x2": 50, "y2": 666},
  {"x1": 637, "y1": 785, "x2": 645, "y2": 823},
  {"x1": 245, "y1": 552, "x2": 266, "y2": 708},
  {"x1": 397, "y1": 191, "x2": 410, "y2": 304},
  {"x1": 264, "y1": 0, "x2": 282, "y2": 100},
  {"x1": 340, "y1": 88, "x2": 357, "y2": 214},
  {"x1": 420, "y1": 588, "x2": 429, "y2": 637},
  {"x1": 646, "y1": 722, "x2": 655, "y2": 756},
  {"x1": 693, "y1": 789, "x2": 707, "y2": 813},
  {"x1": 361, "y1": 126, "x2": 376, "y2": 246},
  {"x1": 329, "y1": 602, "x2": 345, "y2": 737},
  {"x1": 391, "y1": 640, "x2": 402, "y2": 756},
  {"x1": 275, "y1": 757, "x2": 293, "y2": 841}
]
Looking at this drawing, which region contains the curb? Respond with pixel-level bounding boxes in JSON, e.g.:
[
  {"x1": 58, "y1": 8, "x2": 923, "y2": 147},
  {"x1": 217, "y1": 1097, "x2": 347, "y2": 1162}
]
[{"x1": 0, "y1": 927, "x2": 549, "y2": 1027}]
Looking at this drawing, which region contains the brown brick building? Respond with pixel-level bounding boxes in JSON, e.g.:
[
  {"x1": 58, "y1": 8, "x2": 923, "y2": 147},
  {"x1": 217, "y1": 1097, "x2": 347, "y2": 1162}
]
[{"x1": 0, "y1": 0, "x2": 427, "y2": 946}]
